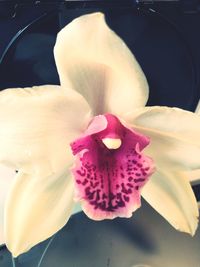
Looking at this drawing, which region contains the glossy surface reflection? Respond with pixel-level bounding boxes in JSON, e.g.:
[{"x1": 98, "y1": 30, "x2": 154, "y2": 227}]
[{"x1": 1, "y1": 201, "x2": 200, "y2": 267}]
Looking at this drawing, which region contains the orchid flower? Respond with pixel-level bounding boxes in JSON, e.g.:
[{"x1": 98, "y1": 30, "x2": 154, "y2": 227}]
[{"x1": 0, "y1": 13, "x2": 199, "y2": 258}]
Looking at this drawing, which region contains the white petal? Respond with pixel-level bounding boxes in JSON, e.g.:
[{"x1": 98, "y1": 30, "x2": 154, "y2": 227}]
[
  {"x1": 125, "y1": 107, "x2": 200, "y2": 169},
  {"x1": 0, "y1": 164, "x2": 15, "y2": 245},
  {"x1": 125, "y1": 106, "x2": 200, "y2": 144},
  {"x1": 54, "y1": 12, "x2": 148, "y2": 117},
  {"x1": 5, "y1": 171, "x2": 74, "y2": 257},
  {"x1": 0, "y1": 85, "x2": 91, "y2": 175},
  {"x1": 142, "y1": 169, "x2": 199, "y2": 235},
  {"x1": 129, "y1": 124, "x2": 200, "y2": 170}
]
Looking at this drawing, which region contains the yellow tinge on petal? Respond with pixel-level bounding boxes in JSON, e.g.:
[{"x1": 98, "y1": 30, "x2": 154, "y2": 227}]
[{"x1": 54, "y1": 12, "x2": 149, "y2": 117}]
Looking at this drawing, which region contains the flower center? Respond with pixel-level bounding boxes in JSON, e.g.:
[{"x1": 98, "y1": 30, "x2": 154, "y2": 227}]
[
  {"x1": 102, "y1": 138, "x2": 122, "y2": 149},
  {"x1": 70, "y1": 113, "x2": 155, "y2": 220}
]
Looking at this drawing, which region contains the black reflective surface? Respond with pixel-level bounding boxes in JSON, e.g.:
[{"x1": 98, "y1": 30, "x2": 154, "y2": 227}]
[
  {"x1": 1, "y1": 201, "x2": 200, "y2": 267},
  {"x1": 0, "y1": 12, "x2": 60, "y2": 88}
]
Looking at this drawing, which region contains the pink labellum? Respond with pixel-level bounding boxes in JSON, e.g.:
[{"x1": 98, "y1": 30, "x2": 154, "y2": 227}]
[{"x1": 71, "y1": 114, "x2": 155, "y2": 220}]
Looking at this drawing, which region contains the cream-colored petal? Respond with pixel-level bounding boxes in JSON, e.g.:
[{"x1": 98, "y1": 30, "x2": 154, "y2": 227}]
[
  {"x1": 129, "y1": 124, "x2": 200, "y2": 170},
  {"x1": 142, "y1": 169, "x2": 199, "y2": 235},
  {"x1": 125, "y1": 106, "x2": 200, "y2": 144},
  {"x1": 0, "y1": 85, "x2": 91, "y2": 175},
  {"x1": 0, "y1": 164, "x2": 15, "y2": 245},
  {"x1": 54, "y1": 12, "x2": 148, "y2": 117},
  {"x1": 5, "y1": 170, "x2": 74, "y2": 257},
  {"x1": 125, "y1": 106, "x2": 200, "y2": 170}
]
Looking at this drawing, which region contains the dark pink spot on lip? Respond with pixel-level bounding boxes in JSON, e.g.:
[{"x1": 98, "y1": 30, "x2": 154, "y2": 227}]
[{"x1": 71, "y1": 113, "x2": 155, "y2": 220}]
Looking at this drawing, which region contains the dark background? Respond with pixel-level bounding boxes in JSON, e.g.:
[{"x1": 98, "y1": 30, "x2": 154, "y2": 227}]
[{"x1": 0, "y1": 1, "x2": 200, "y2": 266}]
